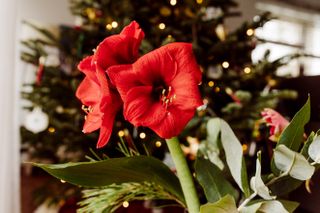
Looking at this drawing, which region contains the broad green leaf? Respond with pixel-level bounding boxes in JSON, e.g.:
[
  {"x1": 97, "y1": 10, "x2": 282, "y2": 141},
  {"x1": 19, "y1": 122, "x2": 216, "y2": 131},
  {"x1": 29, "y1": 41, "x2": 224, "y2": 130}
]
[
  {"x1": 240, "y1": 200, "x2": 299, "y2": 213},
  {"x1": 207, "y1": 118, "x2": 221, "y2": 149},
  {"x1": 33, "y1": 156, "x2": 185, "y2": 203},
  {"x1": 199, "y1": 118, "x2": 224, "y2": 170},
  {"x1": 268, "y1": 176, "x2": 302, "y2": 196},
  {"x1": 220, "y1": 119, "x2": 250, "y2": 197},
  {"x1": 277, "y1": 96, "x2": 310, "y2": 151},
  {"x1": 274, "y1": 145, "x2": 315, "y2": 180},
  {"x1": 250, "y1": 151, "x2": 275, "y2": 200},
  {"x1": 308, "y1": 135, "x2": 320, "y2": 163},
  {"x1": 195, "y1": 157, "x2": 238, "y2": 203},
  {"x1": 200, "y1": 195, "x2": 238, "y2": 213},
  {"x1": 272, "y1": 97, "x2": 310, "y2": 174},
  {"x1": 301, "y1": 131, "x2": 315, "y2": 158}
]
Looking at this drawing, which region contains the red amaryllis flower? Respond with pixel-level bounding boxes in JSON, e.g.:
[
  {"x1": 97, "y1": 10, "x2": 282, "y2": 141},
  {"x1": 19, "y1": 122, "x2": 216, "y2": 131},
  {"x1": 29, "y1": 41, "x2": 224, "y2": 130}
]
[
  {"x1": 261, "y1": 108, "x2": 289, "y2": 142},
  {"x1": 107, "y1": 43, "x2": 203, "y2": 138},
  {"x1": 76, "y1": 21, "x2": 144, "y2": 148}
]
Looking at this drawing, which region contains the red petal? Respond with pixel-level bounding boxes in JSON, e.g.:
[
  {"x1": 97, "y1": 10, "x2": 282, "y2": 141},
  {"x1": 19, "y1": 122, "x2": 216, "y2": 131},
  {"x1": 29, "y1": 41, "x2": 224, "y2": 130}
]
[
  {"x1": 82, "y1": 111, "x2": 103, "y2": 133},
  {"x1": 149, "y1": 107, "x2": 196, "y2": 139},
  {"x1": 132, "y1": 45, "x2": 177, "y2": 85},
  {"x1": 171, "y1": 72, "x2": 203, "y2": 110},
  {"x1": 123, "y1": 86, "x2": 166, "y2": 126},
  {"x1": 107, "y1": 64, "x2": 141, "y2": 101},
  {"x1": 96, "y1": 111, "x2": 116, "y2": 148},
  {"x1": 164, "y1": 43, "x2": 202, "y2": 84},
  {"x1": 75, "y1": 77, "x2": 101, "y2": 106},
  {"x1": 77, "y1": 56, "x2": 99, "y2": 84},
  {"x1": 94, "y1": 21, "x2": 144, "y2": 70}
]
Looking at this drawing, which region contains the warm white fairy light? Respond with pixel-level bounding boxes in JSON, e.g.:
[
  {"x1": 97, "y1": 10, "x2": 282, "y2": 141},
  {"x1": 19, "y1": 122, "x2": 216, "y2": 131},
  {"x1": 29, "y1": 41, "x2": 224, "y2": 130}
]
[
  {"x1": 155, "y1": 141, "x2": 162, "y2": 147},
  {"x1": 222, "y1": 61, "x2": 229, "y2": 69},
  {"x1": 244, "y1": 67, "x2": 251, "y2": 74},
  {"x1": 225, "y1": 87, "x2": 232, "y2": 95},
  {"x1": 60, "y1": 179, "x2": 66, "y2": 183},
  {"x1": 118, "y1": 130, "x2": 125, "y2": 137},
  {"x1": 48, "y1": 127, "x2": 56, "y2": 133},
  {"x1": 170, "y1": 0, "x2": 177, "y2": 6},
  {"x1": 122, "y1": 201, "x2": 129, "y2": 208},
  {"x1": 196, "y1": 0, "x2": 203, "y2": 4},
  {"x1": 246, "y1": 28, "x2": 254, "y2": 36},
  {"x1": 106, "y1": 24, "x2": 112, "y2": 30},
  {"x1": 208, "y1": 81, "x2": 214, "y2": 87},
  {"x1": 139, "y1": 132, "x2": 146, "y2": 139},
  {"x1": 159, "y1": 23, "x2": 166, "y2": 30},
  {"x1": 215, "y1": 87, "x2": 220, "y2": 93},
  {"x1": 111, "y1": 21, "x2": 118, "y2": 28}
]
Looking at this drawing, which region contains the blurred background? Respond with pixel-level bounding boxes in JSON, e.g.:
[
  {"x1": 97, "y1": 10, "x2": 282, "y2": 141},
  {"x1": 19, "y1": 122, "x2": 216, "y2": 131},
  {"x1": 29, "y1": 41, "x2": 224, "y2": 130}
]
[{"x1": 1, "y1": 0, "x2": 320, "y2": 212}]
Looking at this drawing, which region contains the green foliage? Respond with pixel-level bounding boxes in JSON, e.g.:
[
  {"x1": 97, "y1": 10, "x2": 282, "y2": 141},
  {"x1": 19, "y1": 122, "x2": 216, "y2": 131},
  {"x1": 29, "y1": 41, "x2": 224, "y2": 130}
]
[
  {"x1": 78, "y1": 182, "x2": 183, "y2": 213},
  {"x1": 271, "y1": 97, "x2": 311, "y2": 174},
  {"x1": 33, "y1": 155, "x2": 185, "y2": 204},
  {"x1": 195, "y1": 157, "x2": 238, "y2": 203},
  {"x1": 200, "y1": 195, "x2": 238, "y2": 213}
]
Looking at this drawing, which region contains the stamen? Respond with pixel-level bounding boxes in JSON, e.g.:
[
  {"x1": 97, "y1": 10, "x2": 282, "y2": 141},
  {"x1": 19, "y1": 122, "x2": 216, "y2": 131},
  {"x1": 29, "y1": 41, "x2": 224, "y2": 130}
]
[
  {"x1": 82, "y1": 105, "x2": 93, "y2": 114},
  {"x1": 160, "y1": 86, "x2": 176, "y2": 110}
]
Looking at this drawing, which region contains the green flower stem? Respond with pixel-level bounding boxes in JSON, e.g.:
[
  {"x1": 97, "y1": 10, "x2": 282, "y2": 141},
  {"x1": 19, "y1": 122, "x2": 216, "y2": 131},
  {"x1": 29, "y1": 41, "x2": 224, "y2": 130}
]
[{"x1": 166, "y1": 137, "x2": 200, "y2": 213}]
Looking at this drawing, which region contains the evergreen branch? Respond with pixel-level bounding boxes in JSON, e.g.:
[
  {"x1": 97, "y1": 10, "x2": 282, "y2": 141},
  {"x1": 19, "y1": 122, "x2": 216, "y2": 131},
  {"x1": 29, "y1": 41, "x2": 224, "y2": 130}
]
[{"x1": 78, "y1": 182, "x2": 184, "y2": 213}]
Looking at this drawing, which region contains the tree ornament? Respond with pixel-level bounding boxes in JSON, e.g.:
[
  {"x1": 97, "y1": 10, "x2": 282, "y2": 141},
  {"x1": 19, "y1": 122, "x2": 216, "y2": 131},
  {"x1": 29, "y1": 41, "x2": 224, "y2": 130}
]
[{"x1": 24, "y1": 107, "x2": 49, "y2": 133}]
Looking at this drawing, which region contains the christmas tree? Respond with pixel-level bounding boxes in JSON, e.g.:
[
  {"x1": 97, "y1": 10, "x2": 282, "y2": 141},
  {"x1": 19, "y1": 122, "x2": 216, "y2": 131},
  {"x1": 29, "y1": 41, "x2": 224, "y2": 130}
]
[{"x1": 21, "y1": 0, "x2": 298, "y2": 210}]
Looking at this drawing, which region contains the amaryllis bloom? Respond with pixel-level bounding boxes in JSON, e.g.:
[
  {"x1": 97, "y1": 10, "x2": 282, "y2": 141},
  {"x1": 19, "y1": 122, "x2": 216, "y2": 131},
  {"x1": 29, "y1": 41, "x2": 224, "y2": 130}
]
[
  {"x1": 107, "y1": 42, "x2": 203, "y2": 138},
  {"x1": 261, "y1": 108, "x2": 289, "y2": 142},
  {"x1": 76, "y1": 21, "x2": 144, "y2": 148}
]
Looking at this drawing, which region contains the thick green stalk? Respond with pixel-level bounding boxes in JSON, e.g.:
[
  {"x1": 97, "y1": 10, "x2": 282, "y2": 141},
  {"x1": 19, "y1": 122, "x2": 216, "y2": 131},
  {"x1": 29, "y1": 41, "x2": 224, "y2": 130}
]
[{"x1": 166, "y1": 137, "x2": 200, "y2": 213}]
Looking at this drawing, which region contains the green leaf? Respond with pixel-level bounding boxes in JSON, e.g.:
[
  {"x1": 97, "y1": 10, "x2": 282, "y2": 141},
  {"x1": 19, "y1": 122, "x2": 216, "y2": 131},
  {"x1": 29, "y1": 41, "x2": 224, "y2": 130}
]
[
  {"x1": 277, "y1": 97, "x2": 310, "y2": 151},
  {"x1": 32, "y1": 155, "x2": 185, "y2": 204},
  {"x1": 250, "y1": 151, "x2": 275, "y2": 200},
  {"x1": 195, "y1": 157, "x2": 238, "y2": 203},
  {"x1": 308, "y1": 135, "x2": 320, "y2": 163},
  {"x1": 207, "y1": 118, "x2": 221, "y2": 149},
  {"x1": 220, "y1": 119, "x2": 250, "y2": 197},
  {"x1": 301, "y1": 131, "x2": 315, "y2": 158},
  {"x1": 272, "y1": 97, "x2": 310, "y2": 174},
  {"x1": 200, "y1": 195, "x2": 238, "y2": 213},
  {"x1": 240, "y1": 200, "x2": 299, "y2": 213},
  {"x1": 274, "y1": 145, "x2": 314, "y2": 180}
]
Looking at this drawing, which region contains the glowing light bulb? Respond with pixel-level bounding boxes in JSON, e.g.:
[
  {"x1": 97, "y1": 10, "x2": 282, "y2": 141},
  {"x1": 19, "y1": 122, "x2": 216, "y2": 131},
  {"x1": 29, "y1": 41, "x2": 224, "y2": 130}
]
[
  {"x1": 242, "y1": 144, "x2": 248, "y2": 152},
  {"x1": 244, "y1": 67, "x2": 251, "y2": 74},
  {"x1": 122, "y1": 201, "x2": 129, "y2": 208},
  {"x1": 155, "y1": 141, "x2": 162, "y2": 147},
  {"x1": 246, "y1": 28, "x2": 254, "y2": 36},
  {"x1": 215, "y1": 87, "x2": 220, "y2": 93},
  {"x1": 139, "y1": 132, "x2": 146, "y2": 139},
  {"x1": 111, "y1": 21, "x2": 118, "y2": 28},
  {"x1": 159, "y1": 23, "x2": 166, "y2": 30},
  {"x1": 196, "y1": 0, "x2": 203, "y2": 4},
  {"x1": 60, "y1": 179, "x2": 66, "y2": 183},
  {"x1": 48, "y1": 127, "x2": 55, "y2": 133},
  {"x1": 118, "y1": 130, "x2": 125, "y2": 137},
  {"x1": 170, "y1": 0, "x2": 177, "y2": 6},
  {"x1": 222, "y1": 61, "x2": 229, "y2": 69},
  {"x1": 208, "y1": 81, "x2": 214, "y2": 87},
  {"x1": 106, "y1": 24, "x2": 112, "y2": 30}
]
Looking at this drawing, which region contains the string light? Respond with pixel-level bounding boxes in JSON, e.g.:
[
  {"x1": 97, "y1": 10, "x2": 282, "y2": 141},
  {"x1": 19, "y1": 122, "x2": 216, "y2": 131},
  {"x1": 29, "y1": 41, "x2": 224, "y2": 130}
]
[
  {"x1": 106, "y1": 24, "x2": 113, "y2": 30},
  {"x1": 60, "y1": 179, "x2": 66, "y2": 183},
  {"x1": 246, "y1": 28, "x2": 254, "y2": 36},
  {"x1": 111, "y1": 21, "x2": 118, "y2": 28},
  {"x1": 48, "y1": 127, "x2": 56, "y2": 133},
  {"x1": 122, "y1": 201, "x2": 129, "y2": 208},
  {"x1": 215, "y1": 87, "x2": 220, "y2": 93},
  {"x1": 225, "y1": 87, "x2": 232, "y2": 95},
  {"x1": 242, "y1": 144, "x2": 248, "y2": 152},
  {"x1": 139, "y1": 132, "x2": 146, "y2": 139},
  {"x1": 118, "y1": 130, "x2": 125, "y2": 137},
  {"x1": 170, "y1": 0, "x2": 177, "y2": 6},
  {"x1": 222, "y1": 61, "x2": 229, "y2": 69},
  {"x1": 196, "y1": 0, "x2": 203, "y2": 4},
  {"x1": 155, "y1": 141, "x2": 162, "y2": 147},
  {"x1": 244, "y1": 67, "x2": 251, "y2": 74},
  {"x1": 158, "y1": 23, "x2": 166, "y2": 30},
  {"x1": 208, "y1": 81, "x2": 214, "y2": 87}
]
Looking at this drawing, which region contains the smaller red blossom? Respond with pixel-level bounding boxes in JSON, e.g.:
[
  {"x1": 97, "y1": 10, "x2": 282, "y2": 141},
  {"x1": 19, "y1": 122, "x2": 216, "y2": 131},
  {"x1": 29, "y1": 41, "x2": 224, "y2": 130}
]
[
  {"x1": 76, "y1": 21, "x2": 144, "y2": 148},
  {"x1": 261, "y1": 108, "x2": 289, "y2": 142},
  {"x1": 107, "y1": 42, "x2": 203, "y2": 138}
]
